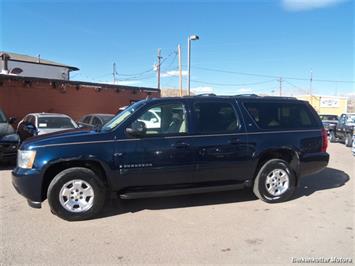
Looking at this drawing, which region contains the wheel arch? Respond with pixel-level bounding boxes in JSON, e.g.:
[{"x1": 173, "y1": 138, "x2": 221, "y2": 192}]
[
  {"x1": 41, "y1": 159, "x2": 109, "y2": 201},
  {"x1": 254, "y1": 148, "x2": 300, "y2": 185}
]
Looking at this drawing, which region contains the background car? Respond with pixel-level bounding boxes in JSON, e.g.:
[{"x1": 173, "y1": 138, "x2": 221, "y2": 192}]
[
  {"x1": 78, "y1": 114, "x2": 115, "y2": 128},
  {"x1": 17, "y1": 113, "x2": 78, "y2": 142},
  {"x1": 319, "y1": 114, "x2": 338, "y2": 134},
  {"x1": 352, "y1": 132, "x2": 355, "y2": 156},
  {"x1": 328, "y1": 113, "x2": 355, "y2": 146},
  {"x1": 0, "y1": 108, "x2": 19, "y2": 163},
  {"x1": 138, "y1": 108, "x2": 161, "y2": 129}
]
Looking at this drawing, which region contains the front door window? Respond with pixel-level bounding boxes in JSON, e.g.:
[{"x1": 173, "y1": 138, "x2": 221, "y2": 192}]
[{"x1": 133, "y1": 103, "x2": 187, "y2": 136}]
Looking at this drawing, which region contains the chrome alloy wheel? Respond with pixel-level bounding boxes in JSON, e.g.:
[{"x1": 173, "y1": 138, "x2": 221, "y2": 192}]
[
  {"x1": 265, "y1": 169, "x2": 289, "y2": 196},
  {"x1": 59, "y1": 179, "x2": 95, "y2": 213}
]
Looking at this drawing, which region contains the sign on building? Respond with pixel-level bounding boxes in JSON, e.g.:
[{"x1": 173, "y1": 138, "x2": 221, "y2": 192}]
[{"x1": 320, "y1": 97, "x2": 339, "y2": 108}]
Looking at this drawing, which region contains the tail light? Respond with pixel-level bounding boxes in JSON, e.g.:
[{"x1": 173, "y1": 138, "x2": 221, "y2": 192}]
[{"x1": 321, "y1": 128, "x2": 328, "y2": 152}]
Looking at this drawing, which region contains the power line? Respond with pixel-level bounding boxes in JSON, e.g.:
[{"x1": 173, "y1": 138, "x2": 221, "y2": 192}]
[
  {"x1": 104, "y1": 50, "x2": 177, "y2": 81},
  {"x1": 118, "y1": 68, "x2": 155, "y2": 77},
  {"x1": 189, "y1": 66, "x2": 355, "y2": 84},
  {"x1": 186, "y1": 78, "x2": 277, "y2": 87},
  {"x1": 161, "y1": 52, "x2": 178, "y2": 71},
  {"x1": 284, "y1": 80, "x2": 310, "y2": 94},
  {"x1": 118, "y1": 75, "x2": 156, "y2": 81}
]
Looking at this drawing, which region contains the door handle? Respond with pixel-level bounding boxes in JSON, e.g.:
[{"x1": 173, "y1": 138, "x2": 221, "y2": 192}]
[{"x1": 172, "y1": 142, "x2": 190, "y2": 149}]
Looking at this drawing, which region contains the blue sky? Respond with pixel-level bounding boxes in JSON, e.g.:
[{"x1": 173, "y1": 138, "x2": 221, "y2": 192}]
[{"x1": 1, "y1": 0, "x2": 354, "y2": 96}]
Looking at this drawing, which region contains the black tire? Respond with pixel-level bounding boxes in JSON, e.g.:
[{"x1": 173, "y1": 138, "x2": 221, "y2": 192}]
[
  {"x1": 253, "y1": 159, "x2": 296, "y2": 203},
  {"x1": 329, "y1": 131, "x2": 336, "y2": 143},
  {"x1": 47, "y1": 167, "x2": 106, "y2": 221},
  {"x1": 345, "y1": 133, "x2": 352, "y2": 147}
]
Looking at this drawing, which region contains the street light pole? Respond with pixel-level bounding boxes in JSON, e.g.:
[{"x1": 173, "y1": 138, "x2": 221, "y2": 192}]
[
  {"x1": 157, "y1": 48, "x2": 162, "y2": 90},
  {"x1": 187, "y1": 35, "x2": 199, "y2": 96}
]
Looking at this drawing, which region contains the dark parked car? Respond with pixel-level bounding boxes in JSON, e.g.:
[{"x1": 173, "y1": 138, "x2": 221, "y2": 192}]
[
  {"x1": 328, "y1": 113, "x2": 355, "y2": 147},
  {"x1": 352, "y1": 132, "x2": 355, "y2": 156},
  {"x1": 78, "y1": 114, "x2": 115, "y2": 129},
  {"x1": 0, "y1": 109, "x2": 19, "y2": 163},
  {"x1": 17, "y1": 113, "x2": 78, "y2": 142},
  {"x1": 12, "y1": 95, "x2": 329, "y2": 221},
  {"x1": 319, "y1": 114, "x2": 338, "y2": 133}
]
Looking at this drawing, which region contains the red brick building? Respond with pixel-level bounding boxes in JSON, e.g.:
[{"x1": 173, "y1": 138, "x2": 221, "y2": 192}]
[{"x1": 0, "y1": 75, "x2": 160, "y2": 121}]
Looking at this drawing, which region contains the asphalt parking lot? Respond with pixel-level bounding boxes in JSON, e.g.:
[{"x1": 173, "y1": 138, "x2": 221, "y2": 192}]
[{"x1": 0, "y1": 143, "x2": 354, "y2": 265}]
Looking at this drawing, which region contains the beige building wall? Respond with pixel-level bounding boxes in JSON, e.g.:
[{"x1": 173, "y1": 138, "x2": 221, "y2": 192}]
[{"x1": 297, "y1": 95, "x2": 348, "y2": 116}]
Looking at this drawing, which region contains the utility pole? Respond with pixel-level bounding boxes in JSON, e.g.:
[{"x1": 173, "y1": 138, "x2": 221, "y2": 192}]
[
  {"x1": 178, "y1": 44, "x2": 182, "y2": 96},
  {"x1": 279, "y1": 77, "x2": 283, "y2": 96},
  {"x1": 157, "y1": 48, "x2": 162, "y2": 90},
  {"x1": 112, "y1": 62, "x2": 117, "y2": 84}
]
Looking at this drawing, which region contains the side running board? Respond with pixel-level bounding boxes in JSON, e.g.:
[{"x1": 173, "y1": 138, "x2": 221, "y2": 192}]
[{"x1": 120, "y1": 182, "x2": 250, "y2": 200}]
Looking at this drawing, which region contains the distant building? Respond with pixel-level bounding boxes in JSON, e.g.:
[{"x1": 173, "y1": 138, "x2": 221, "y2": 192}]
[
  {"x1": 0, "y1": 51, "x2": 79, "y2": 80},
  {"x1": 0, "y1": 74, "x2": 160, "y2": 122},
  {"x1": 297, "y1": 95, "x2": 348, "y2": 115}
]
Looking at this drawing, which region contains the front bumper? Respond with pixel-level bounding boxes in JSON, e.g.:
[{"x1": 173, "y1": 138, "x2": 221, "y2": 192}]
[
  {"x1": 12, "y1": 167, "x2": 43, "y2": 207},
  {"x1": 300, "y1": 152, "x2": 329, "y2": 177}
]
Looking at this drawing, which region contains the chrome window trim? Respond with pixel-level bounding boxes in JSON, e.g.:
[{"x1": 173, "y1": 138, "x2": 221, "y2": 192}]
[{"x1": 31, "y1": 129, "x2": 321, "y2": 149}]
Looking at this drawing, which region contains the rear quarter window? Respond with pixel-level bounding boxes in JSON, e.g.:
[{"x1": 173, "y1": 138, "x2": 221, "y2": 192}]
[{"x1": 243, "y1": 101, "x2": 320, "y2": 130}]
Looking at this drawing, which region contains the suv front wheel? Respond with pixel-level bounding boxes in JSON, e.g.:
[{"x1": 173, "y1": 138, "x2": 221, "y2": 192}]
[
  {"x1": 253, "y1": 159, "x2": 296, "y2": 203},
  {"x1": 47, "y1": 167, "x2": 106, "y2": 221},
  {"x1": 345, "y1": 133, "x2": 352, "y2": 147}
]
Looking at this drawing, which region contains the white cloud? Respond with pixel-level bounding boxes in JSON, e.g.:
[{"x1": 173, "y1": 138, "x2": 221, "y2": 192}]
[
  {"x1": 191, "y1": 86, "x2": 214, "y2": 94},
  {"x1": 161, "y1": 70, "x2": 188, "y2": 78},
  {"x1": 282, "y1": 0, "x2": 347, "y2": 11}
]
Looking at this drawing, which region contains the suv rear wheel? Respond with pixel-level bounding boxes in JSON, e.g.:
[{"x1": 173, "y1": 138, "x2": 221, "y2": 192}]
[
  {"x1": 253, "y1": 159, "x2": 296, "y2": 203},
  {"x1": 47, "y1": 167, "x2": 106, "y2": 221}
]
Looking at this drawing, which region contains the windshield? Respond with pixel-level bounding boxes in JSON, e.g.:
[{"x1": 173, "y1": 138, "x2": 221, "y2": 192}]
[
  {"x1": 0, "y1": 110, "x2": 7, "y2": 123},
  {"x1": 38, "y1": 117, "x2": 76, "y2": 129},
  {"x1": 349, "y1": 115, "x2": 355, "y2": 123},
  {"x1": 102, "y1": 101, "x2": 145, "y2": 131}
]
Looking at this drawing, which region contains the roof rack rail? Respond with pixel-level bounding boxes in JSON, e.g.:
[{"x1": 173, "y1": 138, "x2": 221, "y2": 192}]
[
  {"x1": 263, "y1": 96, "x2": 297, "y2": 100},
  {"x1": 196, "y1": 93, "x2": 216, "y2": 96},
  {"x1": 235, "y1": 94, "x2": 258, "y2": 97}
]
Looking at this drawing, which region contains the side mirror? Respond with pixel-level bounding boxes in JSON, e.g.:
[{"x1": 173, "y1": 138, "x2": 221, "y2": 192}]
[
  {"x1": 8, "y1": 117, "x2": 16, "y2": 124},
  {"x1": 126, "y1": 121, "x2": 146, "y2": 137},
  {"x1": 150, "y1": 117, "x2": 158, "y2": 123}
]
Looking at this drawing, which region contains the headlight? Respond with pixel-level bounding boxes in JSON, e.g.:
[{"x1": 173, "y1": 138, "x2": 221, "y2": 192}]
[
  {"x1": 1, "y1": 134, "x2": 20, "y2": 142},
  {"x1": 17, "y1": 150, "x2": 36, "y2": 169}
]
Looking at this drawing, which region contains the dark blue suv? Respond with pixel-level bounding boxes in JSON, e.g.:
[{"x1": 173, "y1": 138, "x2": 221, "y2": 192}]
[{"x1": 12, "y1": 95, "x2": 329, "y2": 221}]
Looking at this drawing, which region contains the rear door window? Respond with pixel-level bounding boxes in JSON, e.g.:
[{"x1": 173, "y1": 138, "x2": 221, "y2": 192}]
[
  {"x1": 243, "y1": 101, "x2": 319, "y2": 130},
  {"x1": 83, "y1": 116, "x2": 91, "y2": 124},
  {"x1": 193, "y1": 101, "x2": 240, "y2": 134},
  {"x1": 92, "y1": 116, "x2": 102, "y2": 127}
]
